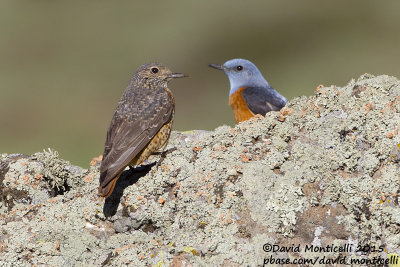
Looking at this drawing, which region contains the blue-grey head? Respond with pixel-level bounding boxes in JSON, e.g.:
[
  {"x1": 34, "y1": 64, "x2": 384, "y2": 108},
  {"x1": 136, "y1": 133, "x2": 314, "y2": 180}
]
[{"x1": 209, "y1": 58, "x2": 270, "y2": 96}]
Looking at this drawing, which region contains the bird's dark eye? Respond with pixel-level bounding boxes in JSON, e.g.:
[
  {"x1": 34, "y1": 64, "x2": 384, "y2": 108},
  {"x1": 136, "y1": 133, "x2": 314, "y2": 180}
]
[
  {"x1": 151, "y1": 67, "x2": 159, "y2": 74},
  {"x1": 236, "y1": 65, "x2": 243, "y2": 71}
]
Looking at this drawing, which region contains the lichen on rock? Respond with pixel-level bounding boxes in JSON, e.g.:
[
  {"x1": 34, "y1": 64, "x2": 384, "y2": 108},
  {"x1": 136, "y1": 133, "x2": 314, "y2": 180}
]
[
  {"x1": 32, "y1": 148, "x2": 85, "y2": 191},
  {"x1": 1, "y1": 74, "x2": 400, "y2": 266}
]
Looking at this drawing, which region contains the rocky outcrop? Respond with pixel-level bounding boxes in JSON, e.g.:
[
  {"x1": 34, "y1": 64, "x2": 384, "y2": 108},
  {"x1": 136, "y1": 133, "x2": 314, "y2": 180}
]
[{"x1": 1, "y1": 74, "x2": 400, "y2": 266}]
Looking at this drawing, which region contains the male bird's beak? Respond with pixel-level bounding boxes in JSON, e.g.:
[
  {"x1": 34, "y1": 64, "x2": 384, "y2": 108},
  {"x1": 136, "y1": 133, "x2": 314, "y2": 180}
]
[
  {"x1": 208, "y1": 64, "x2": 224, "y2": 71},
  {"x1": 169, "y1": 73, "x2": 188, "y2": 78}
]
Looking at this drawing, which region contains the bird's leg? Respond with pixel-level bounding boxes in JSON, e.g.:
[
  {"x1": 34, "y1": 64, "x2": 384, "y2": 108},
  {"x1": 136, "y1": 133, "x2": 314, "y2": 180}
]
[{"x1": 155, "y1": 147, "x2": 177, "y2": 168}]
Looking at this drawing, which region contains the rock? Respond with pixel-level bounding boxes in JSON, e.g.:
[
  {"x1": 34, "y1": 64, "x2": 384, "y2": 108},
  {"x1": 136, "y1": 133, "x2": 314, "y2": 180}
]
[
  {"x1": 1, "y1": 74, "x2": 400, "y2": 266},
  {"x1": 114, "y1": 217, "x2": 132, "y2": 233}
]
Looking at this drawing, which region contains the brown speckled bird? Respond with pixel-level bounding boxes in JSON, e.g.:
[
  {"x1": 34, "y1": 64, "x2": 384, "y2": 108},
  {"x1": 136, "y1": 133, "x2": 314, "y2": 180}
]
[{"x1": 98, "y1": 63, "x2": 186, "y2": 198}]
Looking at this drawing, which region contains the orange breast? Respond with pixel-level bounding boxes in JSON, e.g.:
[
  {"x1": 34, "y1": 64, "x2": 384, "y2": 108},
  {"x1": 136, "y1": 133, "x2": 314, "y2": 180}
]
[{"x1": 228, "y1": 87, "x2": 255, "y2": 123}]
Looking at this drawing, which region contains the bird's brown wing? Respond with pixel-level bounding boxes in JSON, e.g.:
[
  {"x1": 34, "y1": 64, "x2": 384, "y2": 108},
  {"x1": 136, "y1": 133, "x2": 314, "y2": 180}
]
[
  {"x1": 99, "y1": 86, "x2": 173, "y2": 194},
  {"x1": 241, "y1": 86, "x2": 287, "y2": 115}
]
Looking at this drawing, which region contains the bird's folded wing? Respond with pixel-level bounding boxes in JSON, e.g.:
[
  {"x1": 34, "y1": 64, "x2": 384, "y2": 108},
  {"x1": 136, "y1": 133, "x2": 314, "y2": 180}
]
[
  {"x1": 241, "y1": 86, "x2": 287, "y2": 116},
  {"x1": 99, "y1": 92, "x2": 173, "y2": 189}
]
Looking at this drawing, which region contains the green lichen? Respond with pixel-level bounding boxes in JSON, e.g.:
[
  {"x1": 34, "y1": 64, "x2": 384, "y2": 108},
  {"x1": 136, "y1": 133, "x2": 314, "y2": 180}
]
[
  {"x1": 32, "y1": 148, "x2": 70, "y2": 190},
  {"x1": 32, "y1": 148, "x2": 86, "y2": 191}
]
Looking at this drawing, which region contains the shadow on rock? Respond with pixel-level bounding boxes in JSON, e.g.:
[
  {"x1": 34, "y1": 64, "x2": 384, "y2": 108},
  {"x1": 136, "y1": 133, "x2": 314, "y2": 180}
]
[{"x1": 103, "y1": 163, "x2": 155, "y2": 217}]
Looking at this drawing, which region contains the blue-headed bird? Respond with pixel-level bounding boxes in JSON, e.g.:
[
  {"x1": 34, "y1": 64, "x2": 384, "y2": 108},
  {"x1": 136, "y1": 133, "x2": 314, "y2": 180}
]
[{"x1": 209, "y1": 59, "x2": 287, "y2": 123}]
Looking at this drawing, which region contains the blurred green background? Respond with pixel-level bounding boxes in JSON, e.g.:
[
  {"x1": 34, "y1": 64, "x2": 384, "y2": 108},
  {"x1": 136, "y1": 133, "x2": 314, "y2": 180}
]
[{"x1": 1, "y1": 1, "x2": 400, "y2": 167}]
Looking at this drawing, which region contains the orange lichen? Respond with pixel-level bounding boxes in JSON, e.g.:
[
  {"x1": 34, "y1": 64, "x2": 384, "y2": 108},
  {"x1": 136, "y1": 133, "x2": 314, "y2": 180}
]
[
  {"x1": 240, "y1": 154, "x2": 250, "y2": 162},
  {"x1": 280, "y1": 108, "x2": 292, "y2": 118},
  {"x1": 83, "y1": 174, "x2": 93, "y2": 183},
  {"x1": 315, "y1": 84, "x2": 324, "y2": 93},
  {"x1": 365, "y1": 102, "x2": 373, "y2": 114},
  {"x1": 301, "y1": 108, "x2": 307, "y2": 117},
  {"x1": 55, "y1": 241, "x2": 60, "y2": 251},
  {"x1": 235, "y1": 165, "x2": 243, "y2": 172},
  {"x1": 0, "y1": 242, "x2": 8, "y2": 253},
  {"x1": 225, "y1": 213, "x2": 233, "y2": 225},
  {"x1": 90, "y1": 155, "x2": 103, "y2": 166},
  {"x1": 207, "y1": 183, "x2": 214, "y2": 190},
  {"x1": 214, "y1": 145, "x2": 227, "y2": 152},
  {"x1": 254, "y1": 114, "x2": 264, "y2": 120}
]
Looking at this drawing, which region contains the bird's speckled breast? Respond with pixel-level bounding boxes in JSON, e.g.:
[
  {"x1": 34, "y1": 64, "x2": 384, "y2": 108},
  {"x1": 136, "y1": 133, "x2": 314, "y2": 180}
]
[{"x1": 129, "y1": 119, "x2": 173, "y2": 166}]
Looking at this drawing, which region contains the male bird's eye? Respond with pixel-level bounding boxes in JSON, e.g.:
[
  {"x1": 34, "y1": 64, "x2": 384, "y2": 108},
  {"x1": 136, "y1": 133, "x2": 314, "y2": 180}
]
[
  {"x1": 151, "y1": 67, "x2": 159, "y2": 74},
  {"x1": 236, "y1": 65, "x2": 243, "y2": 71}
]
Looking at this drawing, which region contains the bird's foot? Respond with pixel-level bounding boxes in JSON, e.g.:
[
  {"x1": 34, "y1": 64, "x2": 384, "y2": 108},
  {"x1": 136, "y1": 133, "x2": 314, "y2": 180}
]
[{"x1": 155, "y1": 147, "x2": 177, "y2": 168}]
